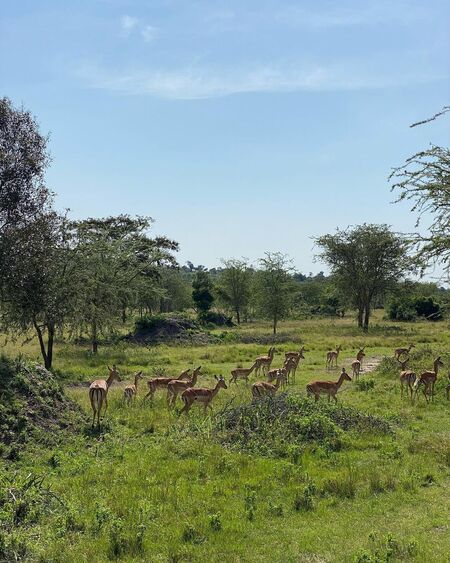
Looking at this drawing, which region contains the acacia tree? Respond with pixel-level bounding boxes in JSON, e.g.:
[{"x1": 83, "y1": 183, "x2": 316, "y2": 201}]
[
  {"x1": 192, "y1": 270, "x2": 214, "y2": 318},
  {"x1": 0, "y1": 99, "x2": 73, "y2": 369},
  {"x1": 315, "y1": 224, "x2": 410, "y2": 331},
  {"x1": 216, "y1": 259, "x2": 252, "y2": 323},
  {"x1": 254, "y1": 252, "x2": 295, "y2": 334},
  {"x1": 390, "y1": 106, "x2": 450, "y2": 270},
  {"x1": 70, "y1": 215, "x2": 178, "y2": 353},
  {"x1": 0, "y1": 213, "x2": 75, "y2": 369}
]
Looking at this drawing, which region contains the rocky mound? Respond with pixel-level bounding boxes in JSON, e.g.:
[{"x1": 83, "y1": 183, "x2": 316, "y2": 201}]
[
  {"x1": 126, "y1": 314, "x2": 218, "y2": 345},
  {"x1": 0, "y1": 356, "x2": 83, "y2": 458}
]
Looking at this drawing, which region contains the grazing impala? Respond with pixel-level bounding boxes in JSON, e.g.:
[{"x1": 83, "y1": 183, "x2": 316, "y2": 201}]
[
  {"x1": 326, "y1": 345, "x2": 342, "y2": 370},
  {"x1": 179, "y1": 375, "x2": 228, "y2": 415},
  {"x1": 394, "y1": 343, "x2": 415, "y2": 360},
  {"x1": 144, "y1": 368, "x2": 191, "y2": 402},
  {"x1": 167, "y1": 366, "x2": 201, "y2": 407},
  {"x1": 229, "y1": 361, "x2": 258, "y2": 385},
  {"x1": 414, "y1": 356, "x2": 444, "y2": 403},
  {"x1": 397, "y1": 357, "x2": 415, "y2": 399},
  {"x1": 254, "y1": 347, "x2": 275, "y2": 378},
  {"x1": 351, "y1": 360, "x2": 361, "y2": 380},
  {"x1": 124, "y1": 371, "x2": 143, "y2": 405},
  {"x1": 252, "y1": 370, "x2": 285, "y2": 399},
  {"x1": 306, "y1": 367, "x2": 351, "y2": 403},
  {"x1": 89, "y1": 365, "x2": 121, "y2": 427}
]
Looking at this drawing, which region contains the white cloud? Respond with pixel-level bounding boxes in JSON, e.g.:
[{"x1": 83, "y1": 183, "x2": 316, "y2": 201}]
[
  {"x1": 141, "y1": 25, "x2": 157, "y2": 43},
  {"x1": 120, "y1": 15, "x2": 139, "y2": 36},
  {"x1": 75, "y1": 60, "x2": 442, "y2": 100}
]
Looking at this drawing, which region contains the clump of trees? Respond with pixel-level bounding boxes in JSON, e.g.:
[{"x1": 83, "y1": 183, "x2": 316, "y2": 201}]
[{"x1": 315, "y1": 224, "x2": 412, "y2": 331}]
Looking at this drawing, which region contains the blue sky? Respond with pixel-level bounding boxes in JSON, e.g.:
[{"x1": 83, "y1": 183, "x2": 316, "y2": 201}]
[{"x1": 2, "y1": 0, "x2": 449, "y2": 275}]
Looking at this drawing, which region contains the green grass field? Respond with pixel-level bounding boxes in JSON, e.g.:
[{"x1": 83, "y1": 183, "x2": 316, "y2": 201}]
[{"x1": 2, "y1": 313, "x2": 450, "y2": 562}]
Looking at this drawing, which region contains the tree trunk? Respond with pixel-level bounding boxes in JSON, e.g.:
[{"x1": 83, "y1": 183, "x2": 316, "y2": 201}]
[
  {"x1": 363, "y1": 307, "x2": 370, "y2": 332},
  {"x1": 32, "y1": 319, "x2": 54, "y2": 370},
  {"x1": 273, "y1": 314, "x2": 277, "y2": 334},
  {"x1": 357, "y1": 307, "x2": 364, "y2": 328},
  {"x1": 122, "y1": 306, "x2": 127, "y2": 324},
  {"x1": 236, "y1": 309, "x2": 240, "y2": 324},
  {"x1": 46, "y1": 321, "x2": 54, "y2": 370},
  {"x1": 92, "y1": 320, "x2": 98, "y2": 354}
]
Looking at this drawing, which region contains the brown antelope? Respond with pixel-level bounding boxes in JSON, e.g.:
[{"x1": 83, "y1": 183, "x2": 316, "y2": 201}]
[
  {"x1": 167, "y1": 366, "x2": 201, "y2": 407},
  {"x1": 229, "y1": 361, "x2": 258, "y2": 385},
  {"x1": 356, "y1": 347, "x2": 365, "y2": 367},
  {"x1": 306, "y1": 367, "x2": 352, "y2": 403},
  {"x1": 254, "y1": 347, "x2": 275, "y2": 378},
  {"x1": 252, "y1": 370, "x2": 285, "y2": 399},
  {"x1": 268, "y1": 356, "x2": 296, "y2": 384},
  {"x1": 179, "y1": 375, "x2": 228, "y2": 415},
  {"x1": 267, "y1": 366, "x2": 288, "y2": 389},
  {"x1": 394, "y1": 343, "x2": 415, "y2": 360},
  {"x1": 414, "y1": 356, "x2": 444, "y2": 403},
  {"x1": 326, "y1": 345, "x2": 342, "y2": 370},
  {"x1": 285, "y1": 345, "x2": 307, "y2": 361},
  {"x1": 89, "y1": 365, "x2": 121, "y2": 427},
  {"x1": 123, "y1": 371, "x2": 143, "y2": 405},
  {"x1": 144, "y1": 368, "x2": 191, "y2": 402},
  {"x1": 285, "y1": 350, "x2": 304, "y2": 383},
  {"x1": 351, "y1": 360, "x2": 361, "y2": 381},
  {"x1": 398, "y1": 357, "x2": 416, "y2": 400}
]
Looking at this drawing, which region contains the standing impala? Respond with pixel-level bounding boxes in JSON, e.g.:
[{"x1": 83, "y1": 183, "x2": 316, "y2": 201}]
[
  {"x1": 252, "y1": 370, "x2": 286, "y2": 399},
  {"x1": 229, "y1": 361, "x2": 258, "y2": 385},
  {"x1": 326, "y1": 345, "x2": 342, "y2": 370},
  {"x1": 351, "y1": 360, "x2": 361, "y2": 380},
  {"x1": 397, "y1": 357, "x2": 415, "y2": 400},
  {"x1": 254, "y1": 347, "x2": 275, "y2": 378},
  {"x1": 167, "y1": 366, "x2": 201, "y2": 408},
  {"x1": 179, "y1": 375, "x2": 228, "y2": 415},
  {"x1": 124, "y1": 371, "x2": 143, "y2": 405},
  {"x1": 144, "y1": 368, "x2": 191, "y2": 402},
  {"x1": 394, "y1": 343, "x2": 415, "y2": 360},
  {"x1": 89, "y1": 365, "x2": 121, "y2": 428},
  {"x1": 306, "y1": 367, "x2": 351, "y2": 403},
  {"x1": 356, "y1": 347, "x2": 366, "y2": 368},
  {"x1": 285, "y1": 346, "x2": 307, "y2": 361},
  {"x1": 414, "y1": 356, "x2": 444, "y2": 402}
]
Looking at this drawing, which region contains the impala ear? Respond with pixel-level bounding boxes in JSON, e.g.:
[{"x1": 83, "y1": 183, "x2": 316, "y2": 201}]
[
  {"x1": 107, "y1": 365, "x2": 111, "y2": 371},
  {"x1": 214, "y1": 375, "x2": 218, "y2": 380}
]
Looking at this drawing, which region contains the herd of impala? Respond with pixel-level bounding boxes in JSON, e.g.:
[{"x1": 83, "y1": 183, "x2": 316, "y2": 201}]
[{"x1": 88, "y1": 343, "x2": 450, "y2": 427}]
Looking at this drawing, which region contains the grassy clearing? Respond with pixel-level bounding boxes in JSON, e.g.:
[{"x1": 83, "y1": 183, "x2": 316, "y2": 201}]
[{"x1": 1, "y1": 312, "x2": 450, "y2": 561}]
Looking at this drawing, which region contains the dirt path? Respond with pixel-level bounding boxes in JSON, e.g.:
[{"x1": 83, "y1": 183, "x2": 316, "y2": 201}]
[{"x1": 359, "y1": 356, "x2": 383, "y2": 375}]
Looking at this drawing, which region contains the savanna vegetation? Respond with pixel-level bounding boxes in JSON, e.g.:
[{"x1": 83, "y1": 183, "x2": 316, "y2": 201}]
[{"x1": 1, "y1": 101, "x2": 449, "y2": 561}]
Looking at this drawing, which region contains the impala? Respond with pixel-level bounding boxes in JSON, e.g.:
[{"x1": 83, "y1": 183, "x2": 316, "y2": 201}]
[
  {"x1": 144, "y1": 368, "x2": 191, "y2": 402},
  {"x1": 229, "y1": 361, "x2": 258, "y2": 385},
  {"x1": 254, "y1": 347, "x2": 275, "y2": 378},
  {"x1": 252, "y1": 370, "x2": 285, "y2": 399},
  {"x1": 89, "y1": 365, "x2": 121, "y2": 427},
  {"x1": 356, "y1": 347, "x2": 366, "y2": 367},
  {"x1": 167, "y1": 366, "x2": 202, "y2": 407},
  {"x1": 179, "y1": 375, "x2": 228, "y2": 415},
  {"x1": 414, "y1": 356, "x2": 444, "y2": 402},
  {"x1": 351, "y1": 360, "x2": 361, "y2": 380},
  {"x1": 124, "y1": 371, "x2": 143, "y2": 405},
  {"x1": 397, "y1": 357, "x2": 415, "y2": 399},
  {"x1": 394, "y1": 343, "x2": 415, "y2": 360},
  {"x1": 326, "y1": 345, "x2": 342, "y2": 370},
  {"x1": 266, "y1": 367, "x2": 288, "y2": 390},
  {"x1": 285, "y1": 345, "x2": 307, "y2": 361},
  {"x1": 306, "y1": 367, "x2": 351, "y2": 403}
]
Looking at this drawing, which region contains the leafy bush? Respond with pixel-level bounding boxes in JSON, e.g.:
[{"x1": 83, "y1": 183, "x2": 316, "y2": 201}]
[
  {"x1": 212, "y1": 394, "x2": 392, "y2": 458},
  {"x1": 199, "y1": 311, "x2": 234, "y2": 326},
  {"x1": 388, "y1": 295, "x2": 442, "y2": 321}
]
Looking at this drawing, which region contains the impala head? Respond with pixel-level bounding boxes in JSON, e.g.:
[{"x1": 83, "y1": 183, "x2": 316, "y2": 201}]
[
  {"x1": 435, "y1": 356, "x2": 444, "y2": 369},
  {"x1": 214, "y1": 375, "x2": 228, "y2": 390},
  {"x1": 193, "y1": 366, "x2": 202, "y2": 375},
  {"x1": 358, "y1": 348, "x2": 365, "y2": 357},
  {"x1": 134, "y1": 371, "x2": 143, "y2": 381},
  {"x1": 337, "y1": 345, "x2": 342, "y2": 352},
  {"x1": 107, "y1": 365, "x2": 121, "y2": 382},
  {"x1": 341, "y1": 367, "x2": 352, "y2": 382}
]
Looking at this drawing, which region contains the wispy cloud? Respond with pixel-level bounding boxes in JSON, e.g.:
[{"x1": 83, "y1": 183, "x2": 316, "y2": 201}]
[
  {"x1": 120, "y1": 15, "x2": 139, "y2": 36},
  {"x1": 120, "y1": 15, "x2": 158, "y2": 42},
  {"x1": 76, "y1": 60, "x2": 443, "y2": 100}
]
